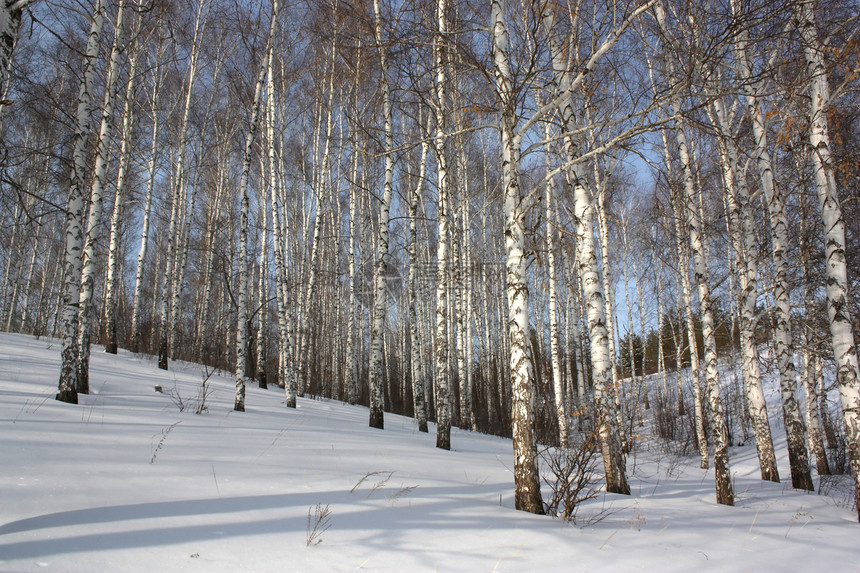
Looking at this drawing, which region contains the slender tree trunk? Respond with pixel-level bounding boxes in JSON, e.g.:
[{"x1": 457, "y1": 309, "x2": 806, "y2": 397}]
[
  {"x1": 130, "y1": 56, "x2": 162, "y2": 354},
  {"x1": 157, "y1": 3, "x2": 206, "y2": 371},
  {"x1": 541, "y1": 109, "x2": 568, "y2": 448},
  {"x1": 105, "y1": 33, "x2": 139, "y2": 355},
  {"x1": 3, "y1": 201, "x2": 24, "y2": 330},
  {"x1": 799, "y1": 187, "x2": 830, "y2": 475},
  {"x1": 595, "y1": 186, "x2": 626, "y2": 452},
  {"x1": 346, "y1": 121, "x2": 360, "y2": 405},
  {"x1": 85, "y1": 77, "x2": 142, "y2": 378},
  {"x1": 408, "y1": 114, "x2": 430, "y2": 432},
  {"x1": 256, "y1": 166, "x2": 269, "y2": 389},
  {"x1": 542, "y1": 3, "x2": 631, "y2": 495},
  {"x1": 17, "y1": 224, "x2": 40, "y2": 333},
  {"x1": 662, "y1": 125, "x2": 708, "y2": 468},
  {"x1": 266, "y1": 56, "x2": 294, "y2": 407},
  {"x1": 796, "y1": 0, "x2": 860, "y2": 519},
  {"x1": 493, "y1": 0, "x2": 543, "y2": 513},
  {"x1": 669, "y1": 97, "x2": 734, "y2": 504},
  {"x1": 56, "y1": 0, "x2": 106, "y2": 404},
  {"x1": 0, "y1": 1, "x2": 37, "y2": 123},
  {"x1": 731, "y1": 1, "x2": 807, "y2": 487},
  {"x1": 367, "y1": 0, "x2": 394, "y2": 429},
  {"x1": 234, "y1": 0, "x2": 278, "y2": 412},
  {"x1": 433, "y1": 0, "x2": 452, "y2": 449}
]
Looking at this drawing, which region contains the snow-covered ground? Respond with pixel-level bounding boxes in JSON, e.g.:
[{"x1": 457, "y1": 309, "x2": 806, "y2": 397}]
[{"x1": 0, "y1": 332, "x2": 856, "y2": 572}]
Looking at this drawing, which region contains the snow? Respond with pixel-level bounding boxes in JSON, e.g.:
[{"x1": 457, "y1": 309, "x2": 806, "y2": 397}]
[{"x1": 0, "y1": 332, "x2": 856, "y2": 572}]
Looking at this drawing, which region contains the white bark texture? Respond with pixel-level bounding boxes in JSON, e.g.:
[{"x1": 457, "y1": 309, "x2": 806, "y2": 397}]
[
  {"x1": 409, "y1": 119, "x2": 430, "y2": 433},
  {"x1": 56, "y1": 0, "x2": 106, "y2": 404},
  {"x1": 105, "y1": 26, "x2": 139, "y2": 356},
  {"x1": 541, "y1": 112, "x2": 568, "y2": 448},
  {"x1": 157, "y1": 3, "x2": 206, "y2": 371},
  {"x1": 131, "y1": 59, "x2": 162, "y2": 353},
  {"x1": 731, "y1": 0, "x2": 807, "y2": 486},
  {"x1": 368, "y1": 0, "x2": 394, "y2": 429},
  {"x1": 265, "y1": 55, "x2": 295, "y2": 408},
  {"x1": 234, "y1": 0, "x2": 278, "y2": 411},
  {"x1": 673, "y1": 112, "x2": 734, "y2": 506},
  {"x1": 434, "y1": 0, "x2": 452, "y2": 450},
  {"x1": 796, "y1": 0, "x2": 860, "y2": 520},
  {"x1": 493, "y1": 0, "x2": 544, "y2": 514},
  {"x1": 541, "y1": 2, "x2": 635, "y2": 494}
]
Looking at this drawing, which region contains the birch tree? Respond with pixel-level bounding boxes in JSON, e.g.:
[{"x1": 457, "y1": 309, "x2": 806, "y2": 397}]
[
  {"x1": 491, "y1": 0, "x2": 543, "y2": 513},
  {"x1": 433, "y1": 0, "x2": 452, "y2": 449},
  {"x1": 0, "y1": 0, "x2": 40, "y2": 120},
  {"x1": 730, "y1": 0, "x2": 808, "y2": 488},
  {"x1": 654, "y1": 1, "x2": 733, "y2": 505},
  {"x1": 234, "y1": 0, "x2": 279, "y2": 412},
  {"x1": 56, "y1": 0, "x2": 106, "y2": 404},
  {"x1": 367, "y1": 0, "x2": 395, "y2": 430},
  {"x1": 104, "y1": 28, "x2": 140, "y2": 356},
  {"x1": 795, "y1": 0, "x2": 860, "y2": 519},
  {"x1": 540, "y1": 0, "x2": 653, "y2": 495},
  {"x1": 156, "y1": 0, "x2": 208, "y2": 371},
  {"x1": 130, "y1": 35, "x2": 167, "y2": 354}
]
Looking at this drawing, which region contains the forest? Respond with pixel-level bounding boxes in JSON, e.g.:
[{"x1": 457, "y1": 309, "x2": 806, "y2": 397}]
[{"x1": 0, "y1": 0, "x2": 858, "y2": 521}]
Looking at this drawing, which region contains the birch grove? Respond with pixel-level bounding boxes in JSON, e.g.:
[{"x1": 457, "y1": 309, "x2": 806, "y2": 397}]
[{"x1": 0, "y1": 0, "x2": 854, "y2": 520}]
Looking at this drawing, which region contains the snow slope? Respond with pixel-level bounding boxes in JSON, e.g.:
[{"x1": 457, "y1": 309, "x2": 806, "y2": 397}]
[{"x1": 0, "y1": 332, "x2": 856, "y2": 572}]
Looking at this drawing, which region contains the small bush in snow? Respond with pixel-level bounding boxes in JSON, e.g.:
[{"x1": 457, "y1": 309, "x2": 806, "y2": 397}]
[{"x1": 539, "y1": 433, "x2": 602, "y2": 523}]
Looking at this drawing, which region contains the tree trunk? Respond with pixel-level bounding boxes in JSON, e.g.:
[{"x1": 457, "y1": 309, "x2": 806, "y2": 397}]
[
  {"x1": 731, "y1": 0, "x2": 807, "y2": 487},
  {"x1": 541, "y1": 109, "x2": 568, "y2": 448},
  {"x1": 56, "y1": 0, "x2": 106, "y2": 404},
  {"x1": 79, "y1": 36, "x2": 131, "y2": 381},
  {"x1": 796, "y1": 0, "x2": 860, "y2": 519},
  {"x1": 542, "y1": 2, "x2": 631, "y2": 496},
  {"x1": 104, "y1": 33, "x2": 139, "y2": 355},
  {"x1": 408, "y1": 114, "x2": 430, "y2": 432},
  {"x1": 130, "y1": 52, "x2": 163, "y2": 354},
  {"x1": 234, "y1": 0, "x2": 278, "y2": 412},
  {"x1": 157, "y1": 3, "x2": 206, "y2": 371},
  {"x1": 367, "y1": 0, "x2": 394, "y2": 430},
  {"x1": 493, "y1": 0, "x2": 544, "y2": 513},
  {"x1": 670, "y1": 100, "x2": 734, "y2": 504}
]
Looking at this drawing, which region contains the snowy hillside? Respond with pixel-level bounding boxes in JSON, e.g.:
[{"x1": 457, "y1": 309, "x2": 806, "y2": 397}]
[{"x1": 0, "y1": 332, "x2": 856, "y2": 572}]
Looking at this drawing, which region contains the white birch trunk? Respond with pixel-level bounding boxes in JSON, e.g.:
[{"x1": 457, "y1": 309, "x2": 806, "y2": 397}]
[
  {"x1": 709, "y1": 92, "x2": 791, "y2": 484},
  {"x1": 541, "y1": 110, "x2": 568, "y2": 448},
  {"x1": 77, "y1": 0, "x2": 126, "y2": 388},
  {"x1": 408, "y1": 117, "x2": 430, "y2": 432},
  {"x1": 3, "y1": 201, "x2": 23, "y2": 329},
  {"x1": 595, "y1": 188, "x2": 626, "y2": 451},
  {"x1": 256, "y1": 168, "x2": 269, "y2": 389},
  {"x1": 492, "y1": 0, "x2": 543, "y2": 513},
  {"x1": 670, "y1": 101, "x2": 734, "y2": 504},
  {"x1": 433, "y1": 0, "x2": 452, "y2": 449},
  {"x1": 157, "y1": 2, "x2": 206, "y2": 370},
  {"x1": 542, "y1": 4, "x2": 630, "y2": 494},
  {"x1": 17, "y1": 224, "x2": 40, "y2": 333},
  {"x1": 130, "y1": 55, "x2": 163, "y2": 354},
  {"x1": 731, "y1": 1, "x2": 806, "y2": 486},
  {"x1": 799, "y1": 192, "x2": 830, "y2": 475},
  {"x1": 234, "y1": 0, "x2": 278, "y2": 411},
  {"x1": 796, "y1": 0, "x2": 860, "y2": 519},
  {"x1": 661, "y1": 124, "x2": 708, "y2": 468},
  {"x1": 454, "y1": 208, "x2": 469, "y2": 429},
  {"x1": 265, "y1": 57, "x2": 294, "y2": 407},
  {"x1": 104, "y1": 33, "x2": 139, "y2": 355},
  {"x1": 367, "y1": 0, "x2": 394, "y2": 429},
  {"x1": 0, "y1": 1, "x2": 38, "y2": 122},
  {"x1": 56, "y1": 0, "x2": 106, "y2": 404},
  {"x1": 346, "y1": 126, "x2": 360, "y2": 405}
]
